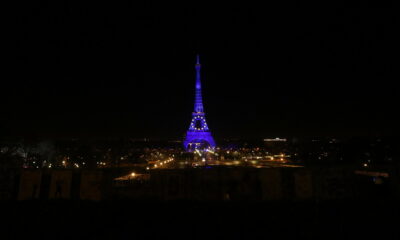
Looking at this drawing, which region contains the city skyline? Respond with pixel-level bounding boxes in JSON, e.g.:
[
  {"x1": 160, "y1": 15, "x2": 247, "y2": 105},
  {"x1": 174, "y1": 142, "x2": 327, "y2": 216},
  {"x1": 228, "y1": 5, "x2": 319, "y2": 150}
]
[{"x1": 2, "y1": 3, "x2": 399, "y2": 239}]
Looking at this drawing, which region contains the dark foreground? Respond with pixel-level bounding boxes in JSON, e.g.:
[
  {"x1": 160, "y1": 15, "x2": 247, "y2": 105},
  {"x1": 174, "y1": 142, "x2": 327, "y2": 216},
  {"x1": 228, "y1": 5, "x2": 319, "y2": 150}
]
[{"x1": 1, "y1": 199, "x2": 399, "y2": 240}]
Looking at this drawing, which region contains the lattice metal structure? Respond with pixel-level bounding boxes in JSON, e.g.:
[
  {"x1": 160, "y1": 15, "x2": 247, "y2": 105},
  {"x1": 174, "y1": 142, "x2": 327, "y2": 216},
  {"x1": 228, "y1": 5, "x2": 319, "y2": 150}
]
[{"x1": 184, "y1": 55, "x2": 216, "y2": 152}]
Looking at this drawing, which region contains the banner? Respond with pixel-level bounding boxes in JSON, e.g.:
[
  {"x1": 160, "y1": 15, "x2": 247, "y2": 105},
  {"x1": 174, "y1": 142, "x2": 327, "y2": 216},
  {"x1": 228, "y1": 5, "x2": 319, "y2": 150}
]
[
  {"x1": 316, "y1": 168, "x2": 351, "y2": 200},
  {"x1": 49, "y1": 170, "x2": 72, "y2": 199},
  {"x1": 294, "y1": 170, "x2": 313, "y2": 200},
  {"x1": 259, "y1": 169, "x2": 282, "y2": 200},
  {"x1": 165, "y1": 174, "x2": 183, "y2": 199},
  {"x1": 18, "y1": 170, "x2": 42, "y2": 200},
  {"x1": 80, "y1": 171, "x2": 103, "y2": 201},
  {"x1": 0, "y1": 169, "x2": 16, "y2": 200}
]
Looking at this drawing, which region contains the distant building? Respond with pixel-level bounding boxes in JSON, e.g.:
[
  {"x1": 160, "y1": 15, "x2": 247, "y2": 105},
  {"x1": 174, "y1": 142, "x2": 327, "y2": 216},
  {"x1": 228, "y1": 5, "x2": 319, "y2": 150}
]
[
  {"x1": 264, "y1": 138, "x2": 287, "y2": 142},
  {"x1": 264, "y1": 138, "x2": 288, "y2": 154}
]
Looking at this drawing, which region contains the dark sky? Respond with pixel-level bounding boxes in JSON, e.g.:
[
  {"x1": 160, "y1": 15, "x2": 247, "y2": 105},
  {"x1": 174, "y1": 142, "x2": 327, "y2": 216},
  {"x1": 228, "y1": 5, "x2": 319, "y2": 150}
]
[{"x1": 3, "y1": 2, "x2": 399, "y2": 139}]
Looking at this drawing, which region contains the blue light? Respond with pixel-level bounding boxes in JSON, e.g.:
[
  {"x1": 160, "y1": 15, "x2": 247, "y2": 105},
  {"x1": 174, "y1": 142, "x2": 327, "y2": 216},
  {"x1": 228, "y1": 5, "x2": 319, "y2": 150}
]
[{"x1": 184, "y1": 55, "x2": 216, "y2": 152}]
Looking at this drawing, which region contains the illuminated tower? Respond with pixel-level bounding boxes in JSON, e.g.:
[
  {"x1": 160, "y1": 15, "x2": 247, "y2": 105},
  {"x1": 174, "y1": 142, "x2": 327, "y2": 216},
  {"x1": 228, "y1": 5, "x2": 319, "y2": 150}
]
[{"x1": 184, "y1": 55, "x2": 216, "y2": 152}]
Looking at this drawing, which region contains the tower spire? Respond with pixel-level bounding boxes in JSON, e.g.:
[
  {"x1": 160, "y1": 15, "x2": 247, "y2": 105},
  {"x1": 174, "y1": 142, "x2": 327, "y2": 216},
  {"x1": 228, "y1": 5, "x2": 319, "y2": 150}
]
[{"x1": 194, "y1": 54, "x2": 204, "y2": 113}]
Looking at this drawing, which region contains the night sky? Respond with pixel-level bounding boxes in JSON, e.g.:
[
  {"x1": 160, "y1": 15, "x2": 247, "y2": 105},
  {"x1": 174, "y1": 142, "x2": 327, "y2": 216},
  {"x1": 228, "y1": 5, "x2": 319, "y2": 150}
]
[{"x1": 3, "y1": 2, "x2": 399, "y2": 139}]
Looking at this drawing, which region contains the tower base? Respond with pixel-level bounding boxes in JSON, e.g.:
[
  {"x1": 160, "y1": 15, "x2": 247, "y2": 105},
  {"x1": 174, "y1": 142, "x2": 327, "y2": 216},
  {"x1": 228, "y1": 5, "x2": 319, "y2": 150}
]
[{"x1": 184, "y1": 131, "x2": 216, "y2": 152}]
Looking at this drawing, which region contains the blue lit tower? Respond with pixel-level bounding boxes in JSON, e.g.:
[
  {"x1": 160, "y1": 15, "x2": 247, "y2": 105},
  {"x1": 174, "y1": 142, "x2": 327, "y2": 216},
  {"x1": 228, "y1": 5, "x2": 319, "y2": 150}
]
[{"x1": 184, "y1": 55, "x2": 216, "y2": 151}]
